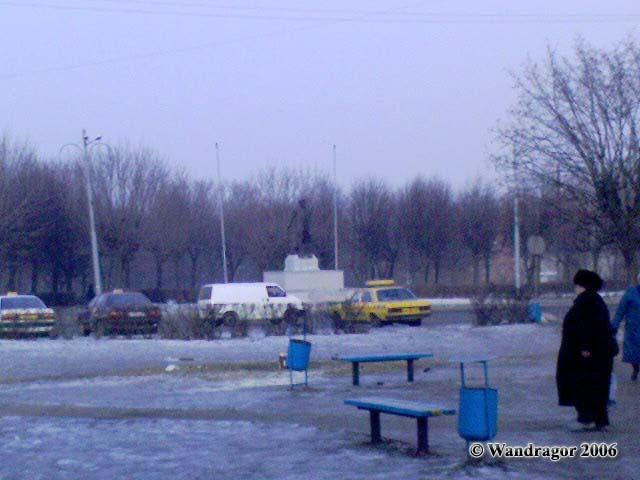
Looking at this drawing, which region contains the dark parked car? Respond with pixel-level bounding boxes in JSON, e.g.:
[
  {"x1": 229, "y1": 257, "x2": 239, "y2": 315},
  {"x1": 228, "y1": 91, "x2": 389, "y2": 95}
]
[{"x1": 78, "y1": 290, "x2": 161, "y2": 337}]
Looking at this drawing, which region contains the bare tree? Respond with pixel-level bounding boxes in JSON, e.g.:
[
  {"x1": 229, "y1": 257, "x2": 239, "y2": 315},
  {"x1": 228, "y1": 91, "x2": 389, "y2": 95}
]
[
  {"x1": 348, "y1": 179, "x2": 398, "y2": 280},
  {"x1": 221, "y1": 182, "x2": 258, "y2": 281},
  {"x1": 0, "y1": 138, "x2": 54, "y2": 290},
  {"x1": 32, "y1": 162, "x2": 84, "y2": 294},
  {"x1": 184, "y1": 180, "x2": 218, "y2": 288},
  {"x1": 496, "y1": 39, "x2": 640, "y2": 282},
  {"x1": 458, "y1": 181, "x2": 501, "y2": 285},
  {"x1": 52, "y1": 162, "x2": 91, "y2": 293},
  {"x1": 93, "y1": 146, "x2": 168, "y2": 288},
  {"x1": 402, "y1": 177, "x2": 455, "y2": 284},
  {"x1": 248, "y1": 169, "x2": 300, "y2": 272},
  {"x1": 144, "y1": 176, "x2": 190, "y2": 290},
  {"x1": 306, "y1": 176, "x2": 338, "y2": 269}
]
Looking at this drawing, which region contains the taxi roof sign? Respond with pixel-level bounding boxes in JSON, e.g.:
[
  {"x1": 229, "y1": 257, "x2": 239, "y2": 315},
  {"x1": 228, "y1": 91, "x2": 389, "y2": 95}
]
[
  {"x1": 6, "y1": 292, "x2": 18, "y2": 296},
  {"x1": 113, "y1": 289, "x2": 124, "y2": 294},
  {"x1": 365, "y1": 280, "x2": 395, "y2": 287}
]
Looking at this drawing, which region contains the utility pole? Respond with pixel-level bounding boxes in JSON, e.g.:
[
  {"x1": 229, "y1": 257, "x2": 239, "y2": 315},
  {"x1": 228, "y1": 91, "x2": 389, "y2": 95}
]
[
  {"x1": 83, "y1": 130, "x2": 103, "y2": 295},
  {"x1": 60, "y1": 130, "x2": 106, "y2": 296},
  {"x1": 333, "y1": 144, "x2": 339, "y2": 270},
  {"x1": 216, "y1": 143, "x2": 229, "y2": 283}
]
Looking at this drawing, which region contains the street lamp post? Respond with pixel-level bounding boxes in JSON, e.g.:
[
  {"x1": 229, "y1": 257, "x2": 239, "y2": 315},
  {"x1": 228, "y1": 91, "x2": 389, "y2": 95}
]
[
  {"x1": 82, "y1": 130, "x2": 103, "y2": 296},
  {"x1": 332, "y1": 144, "x2": 339, "y2": 270},
  {"x1": 216, "y1": 143, "x2": 228, "y2": 283},
  {"x1": 60, "y1": 129, "x2": 106, "y2": 296},
  {"x1": 513, "y1": 156, "x2": 521, "y2": 298}
]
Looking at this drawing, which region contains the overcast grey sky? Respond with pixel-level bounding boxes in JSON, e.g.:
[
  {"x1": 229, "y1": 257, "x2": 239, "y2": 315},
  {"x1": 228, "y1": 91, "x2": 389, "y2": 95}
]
[{"x1": 1, "y1": 0, "x2": 638, "y2": 188}]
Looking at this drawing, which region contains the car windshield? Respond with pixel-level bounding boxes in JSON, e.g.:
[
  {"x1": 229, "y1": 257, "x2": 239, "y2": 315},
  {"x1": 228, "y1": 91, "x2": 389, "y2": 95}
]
[
  {"x1": 198, "y1": 286, "x2": 212, "y2": 301},
  {"x1": 104, "y1": 293, "x2": 152, "y2": 308},
  {"x1": 376, "y1": 288, "x2": 417, "y2": 301},
  {"x1": 266, "y1": 285, "x2": 287, "y2": 298},
  {"x1": 1, "y1": 296, "x2": 46, "y2": 309}
]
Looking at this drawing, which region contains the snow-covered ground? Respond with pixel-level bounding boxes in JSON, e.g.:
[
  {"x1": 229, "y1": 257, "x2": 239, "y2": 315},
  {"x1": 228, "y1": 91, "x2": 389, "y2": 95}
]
[
  {"x1": 426, "y1": 297, "x2": 472, "y2": 308},
  {"x1": 0, "y1": 323, "x2": 546, "y2": 381},
  {"x1": 0, "y1": 323, "x2": 637, "y2": 479}
]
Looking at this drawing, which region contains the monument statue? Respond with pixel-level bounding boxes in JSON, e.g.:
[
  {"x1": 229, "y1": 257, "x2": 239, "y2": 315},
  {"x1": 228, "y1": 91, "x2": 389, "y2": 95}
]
[{"x1": 287, "y1": 198, "x2": 313, "y2": 256}]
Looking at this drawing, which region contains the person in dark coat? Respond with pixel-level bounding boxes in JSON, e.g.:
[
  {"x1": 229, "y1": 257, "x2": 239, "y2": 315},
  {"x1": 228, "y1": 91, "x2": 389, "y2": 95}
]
[
  {"x1": 85, "y1": 283, "x2": 96, "y2": 303},
  {"x1": 556, "y1": 270, "x2": 616, "y2": 431},
  {"x1": 611, "y1": 273, "x2": 640, "y2": 380}
]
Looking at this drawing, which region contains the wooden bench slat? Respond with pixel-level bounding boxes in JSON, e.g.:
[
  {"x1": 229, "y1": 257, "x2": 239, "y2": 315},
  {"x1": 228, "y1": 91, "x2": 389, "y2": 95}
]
[
  {"x1": 344, "y1": 397, "x2": 456, "y2": 417},
  {"x1": 333, "y1": 353, "x2": 433, "y2": 363}
]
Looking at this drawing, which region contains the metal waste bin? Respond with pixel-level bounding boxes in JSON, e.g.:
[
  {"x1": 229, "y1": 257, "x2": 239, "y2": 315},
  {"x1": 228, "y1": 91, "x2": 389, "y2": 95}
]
[
  {"x1": 528, "y1": 302, "x2": 542, "y2": 323},
  {"x1": 288, "y1": 339, "x2": 311, "y2": 371},
  {"x1": 287, "y1": 314, "x2": 311, "y2": 387},
  {"x1": 454, "y1": 357, "x2": 498, "y2": 443}
]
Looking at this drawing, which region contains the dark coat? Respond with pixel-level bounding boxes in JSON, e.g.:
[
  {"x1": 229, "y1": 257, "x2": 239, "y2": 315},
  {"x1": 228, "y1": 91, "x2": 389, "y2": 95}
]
[{"x1": 556, "y1": 290, "x2": 615, "y2": 407}]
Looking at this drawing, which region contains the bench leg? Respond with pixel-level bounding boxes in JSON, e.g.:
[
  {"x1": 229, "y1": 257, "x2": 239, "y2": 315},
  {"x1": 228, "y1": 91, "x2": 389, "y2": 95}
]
[
  {"x1": 370, "y1": 411, "x2": 381, "y2": 444},
  {"x1": 417, "y1": 417, "x2": 429, "y2": 453},
  {"x1": 352, "y1": 362, "x2": 360, "y2": 386},
  {"x1": 407, "y1": 359, "x2": 414, "y2": 382}
]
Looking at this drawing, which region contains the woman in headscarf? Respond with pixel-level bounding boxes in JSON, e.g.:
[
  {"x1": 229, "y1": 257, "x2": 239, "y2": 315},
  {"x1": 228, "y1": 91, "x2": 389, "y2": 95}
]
[
  {"x1": 612, "y1": 273, "x2": 640, "y2": 381},
  {"x1": 556, "y1": 270, "x2": 616, "y2": 431}
]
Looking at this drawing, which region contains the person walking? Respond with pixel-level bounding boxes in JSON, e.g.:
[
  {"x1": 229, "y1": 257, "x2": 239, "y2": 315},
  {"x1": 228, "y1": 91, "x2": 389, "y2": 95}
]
[
  {"x1": 612, "y1": 273, "x2": 640, "y2": 381},
  {"x1": 556, "y1": 270, "x2": 616, "y2": 431}
]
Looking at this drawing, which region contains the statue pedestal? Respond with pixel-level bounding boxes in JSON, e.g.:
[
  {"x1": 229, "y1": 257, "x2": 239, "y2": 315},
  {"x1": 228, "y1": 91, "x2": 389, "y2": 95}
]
[
  {"x1": 263, "y1": 255, "x2": 345, "y2": 303},
  {"x1": 284, "y1": 254, "x2": 320, "y2": 272}
]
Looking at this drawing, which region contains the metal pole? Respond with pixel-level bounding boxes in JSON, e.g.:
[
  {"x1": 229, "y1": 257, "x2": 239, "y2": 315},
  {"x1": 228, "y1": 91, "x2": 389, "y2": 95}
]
[
  {"x1": 82, "y1": 129, "x2": 103, "y2": 295},
  {"x1": 333, "y1": 144, "x2": 339, "y2": 270},
  {"x1": 216, "y1": 142, "x2": 229, "y2": 283},
  {"x1": 513, "y1": 162, "x2": 521, "y2": 297}
]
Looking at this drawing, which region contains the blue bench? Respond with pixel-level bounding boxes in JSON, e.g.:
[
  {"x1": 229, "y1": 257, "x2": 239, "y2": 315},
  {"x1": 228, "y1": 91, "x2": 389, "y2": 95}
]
[
  {"x1": 345, "y1": 397, "x2": 455, "y2": 453},
  {"x1": 333, "y1": 353, "x2": 433, "y2": 386}
]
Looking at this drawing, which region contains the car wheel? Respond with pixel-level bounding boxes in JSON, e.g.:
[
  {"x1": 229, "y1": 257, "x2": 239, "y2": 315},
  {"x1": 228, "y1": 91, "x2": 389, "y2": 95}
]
[
  {"x1": 408, "y1": 319, "x2": 422, "y2": 327},
  {"x1": 222, "y1": 311, "x2": 239, "y2": 328},
  {"x1": 370, "y1": 314, "x2": 382, "y2": 328},
  {"x1": 331, "y1": 313, "x2": 344, "y2": 333},
  {"x1": 344, "y1": 320, "x2": 357, "y2": 334}
]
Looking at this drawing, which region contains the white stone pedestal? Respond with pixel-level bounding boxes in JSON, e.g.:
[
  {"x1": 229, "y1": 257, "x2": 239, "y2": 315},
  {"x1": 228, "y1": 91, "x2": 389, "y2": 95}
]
[{"x1": 263, "y1": 254, "x2": 345, "y2": 303}]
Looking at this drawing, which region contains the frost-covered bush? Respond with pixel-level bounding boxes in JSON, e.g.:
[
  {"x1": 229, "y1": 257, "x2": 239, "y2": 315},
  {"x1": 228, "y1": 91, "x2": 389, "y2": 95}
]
[
  {"x1": 158, "y1": 303, "x2": 215, "y2": 339},
  {"x1": 52, "y1": 306, "x2": 83, "y2": 339},
  {"x1": 472, "y1": 294, "x2": 530, "y2": 326},
  {"x1": 158, "y1": 303, "x2": 322, "y2": 339}
]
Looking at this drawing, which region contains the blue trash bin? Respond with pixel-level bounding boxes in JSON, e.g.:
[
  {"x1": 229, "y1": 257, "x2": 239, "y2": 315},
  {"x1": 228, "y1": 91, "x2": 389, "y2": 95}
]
[
  {"x1": 458, "y1": 387, "x2": 498, "y2": 441},
  {"x1": 288, "y1": 339, "x2": 311, "y2": 372},
  {"x1": 528, "y1": 302, "x2": 542, "y2": 323},
  {"x1": 453, "y1": 357, "x2": 499, "y2": 444}
]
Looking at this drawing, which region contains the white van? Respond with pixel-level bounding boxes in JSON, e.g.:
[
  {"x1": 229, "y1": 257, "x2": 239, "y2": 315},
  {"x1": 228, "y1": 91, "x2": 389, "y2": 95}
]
[{"x1": 197, "y1": 282, "x2": 304, "y2": 325}]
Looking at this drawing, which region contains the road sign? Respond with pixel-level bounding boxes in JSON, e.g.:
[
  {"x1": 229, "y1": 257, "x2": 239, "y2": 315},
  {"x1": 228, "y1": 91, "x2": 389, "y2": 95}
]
[{"x1": 527, "y1": 235, "x2": 546, "y2": 256}]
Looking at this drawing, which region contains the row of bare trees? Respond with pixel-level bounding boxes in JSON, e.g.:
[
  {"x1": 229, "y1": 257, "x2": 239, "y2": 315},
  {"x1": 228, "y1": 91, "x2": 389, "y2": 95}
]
[
  {"x1": 0, "y1": 134, "x2": 619, "y2": 297},
  {"x1": 5, "y1": 37, "x2": 640, "y2": 296}
]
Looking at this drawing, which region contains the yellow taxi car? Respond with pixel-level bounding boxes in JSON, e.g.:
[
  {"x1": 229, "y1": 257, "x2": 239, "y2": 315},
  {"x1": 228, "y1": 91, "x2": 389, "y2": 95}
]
[
  {"x1": 0, "y1": 292, "x2": 56, "y2": 337},
  {"x1": 329, "y1": 280, "x2": 432, "y2": 329}
]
